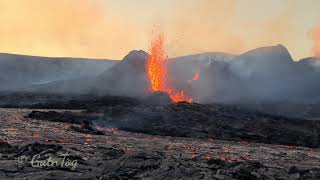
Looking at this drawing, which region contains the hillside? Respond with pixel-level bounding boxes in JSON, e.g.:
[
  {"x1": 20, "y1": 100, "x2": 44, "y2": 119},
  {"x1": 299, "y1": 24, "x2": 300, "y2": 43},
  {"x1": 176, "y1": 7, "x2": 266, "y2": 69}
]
[{"x1": 0, "y1": 53, "x2": 117, "y2": 90}]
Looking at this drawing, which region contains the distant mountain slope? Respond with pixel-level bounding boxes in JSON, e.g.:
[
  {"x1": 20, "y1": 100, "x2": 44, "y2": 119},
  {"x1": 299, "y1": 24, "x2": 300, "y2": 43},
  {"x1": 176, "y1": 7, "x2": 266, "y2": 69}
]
[
  {"x1": 167, "y1": 52, "x2": 235, "y2": 86},
  {"x1": 0, "y1": 53, "x2": 117, "y2": 90},
  {"x1": 194, "y1": 45, "x2": 320, "y2": 104},
  {"x1": 93, "y1": 50, "x2": 149, "y2": 96},
  {"x1": 16, "y1": 45, "x2": 320, "y2": 106},
  {"x1": 25, "y1": 50, "x2": 235, "y2": 96},
  {"x1": 172, "y1": 52, "x2": 235, "y2": 63},
  {"x1": 297, "y1": 57, "x2": 320, "y2": 68},
  {"x1": 23, "y1": 50, "x2": 149, "y2": 96}
]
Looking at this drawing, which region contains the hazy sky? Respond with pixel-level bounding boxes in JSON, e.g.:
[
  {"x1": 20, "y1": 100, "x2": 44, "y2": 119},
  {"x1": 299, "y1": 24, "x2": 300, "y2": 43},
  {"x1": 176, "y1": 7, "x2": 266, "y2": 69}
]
[{"x1": 0, "y1": 0, "x2": 319, "y2": 60}]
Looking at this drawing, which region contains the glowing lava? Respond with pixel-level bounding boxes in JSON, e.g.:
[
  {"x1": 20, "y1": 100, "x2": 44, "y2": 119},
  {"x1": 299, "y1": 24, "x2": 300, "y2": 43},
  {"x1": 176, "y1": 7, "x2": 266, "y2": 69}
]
[
  {"x1": 146, "y1": 33, "x2": 192, "y2": 103},
  {"x1": 193, "y1": 72, "x2": 200, "y2": 81},
  {"x1": 146, "y1": 33, "x2": 167, "y2": 92}
]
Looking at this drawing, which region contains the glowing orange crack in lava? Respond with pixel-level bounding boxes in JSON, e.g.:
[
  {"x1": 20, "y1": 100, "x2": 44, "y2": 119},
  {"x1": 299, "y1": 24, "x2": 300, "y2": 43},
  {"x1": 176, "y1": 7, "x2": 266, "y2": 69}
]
[{"x1": 146, "y1": 33, "x2": 193, "y2": 103}]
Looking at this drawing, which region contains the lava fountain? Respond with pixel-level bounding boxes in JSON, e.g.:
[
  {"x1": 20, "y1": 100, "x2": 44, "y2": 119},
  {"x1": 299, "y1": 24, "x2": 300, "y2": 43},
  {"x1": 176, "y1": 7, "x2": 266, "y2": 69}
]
[{"x1": 146, "y1": 33, "x2": 193, "y2": 103}]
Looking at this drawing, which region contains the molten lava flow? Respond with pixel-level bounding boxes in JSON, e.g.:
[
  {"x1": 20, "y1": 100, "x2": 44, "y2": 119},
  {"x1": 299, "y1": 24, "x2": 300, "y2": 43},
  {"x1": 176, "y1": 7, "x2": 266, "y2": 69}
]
[
  {"x1": 188, "y1": 71, "x2": 200, "y2": 84},
  {"x1": 167, "y1": 90, "x2": 192, "y2": 103},
  {"x1": 146, "y1": 34, "x2": 192, "y2": 103},
  {"x1": 193, "y1": 72, "x2": 200, "y2": 81}
]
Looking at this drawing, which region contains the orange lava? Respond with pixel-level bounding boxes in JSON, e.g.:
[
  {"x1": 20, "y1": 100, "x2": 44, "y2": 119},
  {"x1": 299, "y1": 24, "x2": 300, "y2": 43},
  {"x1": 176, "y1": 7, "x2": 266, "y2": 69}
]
[
  {"x1": 146, "y1": 33, "x2": 193, "y2": 103},
  {"x1": 84, "y1": 134, "x2": 93, "y2": 144},
  {"x1": 33, "y1": 133, "x2": 44, "y2": 139},
  {"x1": 220, "y1": 156, "x2": 226, "y2": 161},
  {"x1": 146, "y1": 33, "x2": 167, "y2": 92},
  {"x1": 96, "y1": 127, "x2": 118, "y2": 134},
  {"x1": 191, "y1": 153, "x2": 197, "y2": 159},
  {"x1": 203, "y1": 154, "x2": 212, "y2": 161},
  {"x1": 193, "y1": 72, "x2": 200, "y2": 81}
]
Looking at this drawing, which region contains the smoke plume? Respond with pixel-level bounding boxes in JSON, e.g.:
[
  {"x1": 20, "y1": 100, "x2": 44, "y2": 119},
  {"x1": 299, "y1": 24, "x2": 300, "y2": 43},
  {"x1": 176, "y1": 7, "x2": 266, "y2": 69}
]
[
  {"x1": 0, "y1": 0, "x2": 142, "y2": 59},
  {"x1": 311, "y1": 25, "x2": 320, "y2": 57},
  {"x1": 1, "y1": 0, "x2": 319, "y2": 60}
]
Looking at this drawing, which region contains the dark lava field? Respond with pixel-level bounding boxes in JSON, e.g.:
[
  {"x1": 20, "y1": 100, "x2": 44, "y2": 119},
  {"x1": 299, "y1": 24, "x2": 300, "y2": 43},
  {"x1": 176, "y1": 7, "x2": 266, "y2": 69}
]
[{"x1": 0, "y1": 94, "x2": 319, "y2": 179}]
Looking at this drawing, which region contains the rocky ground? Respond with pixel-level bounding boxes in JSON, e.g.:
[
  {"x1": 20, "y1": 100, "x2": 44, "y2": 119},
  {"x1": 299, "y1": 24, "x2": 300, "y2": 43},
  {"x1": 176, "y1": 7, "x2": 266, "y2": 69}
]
[
  {"x1": 25, "y1": 100, "x2": 320, "y2": 148},
  {"x1": 0, "y1": 108, "x2": 320, "y2": 180}
]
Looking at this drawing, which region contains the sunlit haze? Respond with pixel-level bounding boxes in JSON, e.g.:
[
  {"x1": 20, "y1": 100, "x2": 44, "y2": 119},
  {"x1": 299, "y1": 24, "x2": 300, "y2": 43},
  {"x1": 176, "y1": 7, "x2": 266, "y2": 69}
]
[{"x1": 0, "y1": 0, "x2": 319, "y2": 60}]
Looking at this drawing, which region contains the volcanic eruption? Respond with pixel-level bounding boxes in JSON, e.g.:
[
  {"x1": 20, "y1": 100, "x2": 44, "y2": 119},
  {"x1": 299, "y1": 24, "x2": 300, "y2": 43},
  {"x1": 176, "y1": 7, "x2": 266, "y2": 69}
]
[{"x1": 146, "y1": 33, "x2": 193, "y2": 103}]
